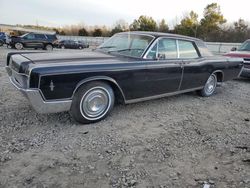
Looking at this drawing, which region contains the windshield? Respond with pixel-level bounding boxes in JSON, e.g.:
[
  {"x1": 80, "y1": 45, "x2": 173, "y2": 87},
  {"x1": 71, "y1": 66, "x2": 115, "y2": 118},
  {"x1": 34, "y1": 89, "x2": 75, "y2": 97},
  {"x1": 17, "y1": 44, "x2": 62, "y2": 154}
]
[
  {"x1": 238, "y1": 41, "x2": 250, "y2": 51},
  {"x1": 20, "y1": 33, "x2": 29, "y2": 37},
  {"x1": 97, "y1": 33, "x2": 154, "y2": 58}
]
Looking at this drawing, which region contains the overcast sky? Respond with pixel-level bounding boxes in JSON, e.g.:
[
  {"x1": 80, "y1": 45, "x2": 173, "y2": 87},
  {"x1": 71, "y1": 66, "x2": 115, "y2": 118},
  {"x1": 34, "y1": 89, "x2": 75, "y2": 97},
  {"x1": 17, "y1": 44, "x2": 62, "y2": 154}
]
[{"x1": 0, "y1": 0, "x2": 248, "y2": 28}]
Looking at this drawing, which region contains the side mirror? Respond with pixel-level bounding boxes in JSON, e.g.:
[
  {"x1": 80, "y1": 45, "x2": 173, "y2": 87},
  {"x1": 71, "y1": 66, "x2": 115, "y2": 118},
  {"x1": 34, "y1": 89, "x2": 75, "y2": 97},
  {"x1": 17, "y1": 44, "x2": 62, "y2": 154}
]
[
  {"x1": 157, "y1": 53, "x2": 165, "y2": 60},
  {"x1": 231, "y1": 47, "x2": 237, "y2": 51}
]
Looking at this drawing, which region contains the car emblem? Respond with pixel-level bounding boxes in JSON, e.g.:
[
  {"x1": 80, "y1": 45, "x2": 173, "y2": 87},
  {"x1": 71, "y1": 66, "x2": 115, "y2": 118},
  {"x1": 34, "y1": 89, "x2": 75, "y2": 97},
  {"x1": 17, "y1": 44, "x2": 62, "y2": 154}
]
[{"x1": 49, "y1": 80, "x2": 55, "y2": 91}]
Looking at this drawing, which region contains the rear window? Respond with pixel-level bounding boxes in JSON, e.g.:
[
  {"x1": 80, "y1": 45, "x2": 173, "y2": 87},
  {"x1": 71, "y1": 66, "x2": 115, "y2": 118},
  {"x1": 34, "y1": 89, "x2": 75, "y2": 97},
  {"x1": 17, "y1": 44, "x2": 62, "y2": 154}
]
[
  {"x1": 46, "y1": 35, "x2": 57, "y2": 40},
  {"x1": 178, "y1": 40, "x2": 199, "y2": 58},
  {"x1": 196, "y1": 40, "x2": 213, "y2": 57}
]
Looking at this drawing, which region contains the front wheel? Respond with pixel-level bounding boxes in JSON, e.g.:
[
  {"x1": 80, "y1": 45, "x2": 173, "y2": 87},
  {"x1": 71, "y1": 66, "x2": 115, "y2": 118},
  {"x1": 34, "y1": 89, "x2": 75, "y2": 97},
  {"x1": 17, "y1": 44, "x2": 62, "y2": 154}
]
[
  {"x1": 15, "y1": 42, "x2": 23, "y2": 50},
  {"x1": 70, "y1": 81, "x2": 115, "y2": 124},
  {"x1": 198, "y1": 73, "x2": 217, "y2": 97}
]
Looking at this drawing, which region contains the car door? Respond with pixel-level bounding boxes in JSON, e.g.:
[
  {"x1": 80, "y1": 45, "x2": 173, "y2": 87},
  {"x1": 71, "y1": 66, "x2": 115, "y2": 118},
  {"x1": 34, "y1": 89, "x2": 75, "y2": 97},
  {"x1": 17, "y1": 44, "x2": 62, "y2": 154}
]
[
  {"x1": 178, "y1": 40, "x2": 209, "y2": 90},
  {"x1": 144, "y1": 38, "x2": 183, "y2": 97},
  {"x1": 34, "y1": 34, "x2": 46, "y2": 48},
  {"x1": 22, "y1": 33, "x2": 36, "y2": 48},
  {"x1": 68, "y1": 40, "x2": 75, "y2": 48}
]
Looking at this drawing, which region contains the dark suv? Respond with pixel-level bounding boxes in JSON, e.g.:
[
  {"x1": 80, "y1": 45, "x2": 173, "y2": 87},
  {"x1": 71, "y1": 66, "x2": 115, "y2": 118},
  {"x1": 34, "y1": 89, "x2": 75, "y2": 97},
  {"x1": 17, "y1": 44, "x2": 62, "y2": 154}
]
[{"x1": 9, "y1": 32, "x2": 58, "y2": 50}]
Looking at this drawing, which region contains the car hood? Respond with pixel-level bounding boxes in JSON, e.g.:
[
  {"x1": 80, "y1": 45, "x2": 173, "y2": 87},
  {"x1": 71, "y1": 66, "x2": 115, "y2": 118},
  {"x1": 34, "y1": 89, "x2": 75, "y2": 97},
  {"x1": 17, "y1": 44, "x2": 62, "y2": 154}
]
[
  {"x1": 9, "y1": 51, "x2": 137, "y2": 75},
  {"x1": 224, "y1": 51, "x2": 250, "y2": 59},
  {"x1": 21, "y1": 51, "x2": 127, "y2": 65}
]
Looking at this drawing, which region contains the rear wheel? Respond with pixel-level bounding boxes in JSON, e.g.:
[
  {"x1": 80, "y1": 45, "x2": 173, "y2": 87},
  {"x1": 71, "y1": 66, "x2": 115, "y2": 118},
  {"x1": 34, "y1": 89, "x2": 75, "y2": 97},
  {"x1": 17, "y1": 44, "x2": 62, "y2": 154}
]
[
  {"x1": 45, "y1": 44, "x2": 53, "y2": 51},
  {"x1": 15, "y1": 42, "x2": 23, "y2": 50},
  {"x1": 0, "y1": 40, "x2": 4, "y2": 46},
  {"x1": 70, "y1": 81, "x2": 115, "y2": 124},
  {"x1": 198, "y1": 73, "x2": 217, "y2": 97}
]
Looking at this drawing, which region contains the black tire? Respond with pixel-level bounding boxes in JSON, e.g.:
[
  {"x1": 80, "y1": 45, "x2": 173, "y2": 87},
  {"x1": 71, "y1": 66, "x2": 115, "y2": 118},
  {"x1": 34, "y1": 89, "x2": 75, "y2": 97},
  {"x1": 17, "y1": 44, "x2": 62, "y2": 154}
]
[
  {"x1": 45, "y1": 44, "x2": 53, "y2": 51},
  {"x1": 198, "y1": 73, "x2": 217, "y2": 97},
  {"x1": 14, "y1": 42, "x2": 23, "y2": 50},
  {"x1": 70, "y1": 81, "x2": 115, "y2": 124}
]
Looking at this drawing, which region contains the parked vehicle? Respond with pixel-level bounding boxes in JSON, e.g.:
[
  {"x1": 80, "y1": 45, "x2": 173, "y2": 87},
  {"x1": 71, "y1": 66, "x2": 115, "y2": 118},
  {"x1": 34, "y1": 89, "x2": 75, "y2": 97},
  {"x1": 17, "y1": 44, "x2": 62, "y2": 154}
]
[
  {"x1": 5, "y1": 31, "x2": 243, "y2": 124},
  {"x1": 0, "y1": 32, "x2": 7, "y2": 46},
  {"x1": 9, "y1": 32, "x2": 58, "y2": 50},
  {"x1": 57, "y1": 40, "x2": 89, "y2": 49},
  {"x1": 77, "y1": 40, "x2": 89, "y2": 48},
  {"x1": 224, "y1": 39, "x2": 250, "y2": 77}
]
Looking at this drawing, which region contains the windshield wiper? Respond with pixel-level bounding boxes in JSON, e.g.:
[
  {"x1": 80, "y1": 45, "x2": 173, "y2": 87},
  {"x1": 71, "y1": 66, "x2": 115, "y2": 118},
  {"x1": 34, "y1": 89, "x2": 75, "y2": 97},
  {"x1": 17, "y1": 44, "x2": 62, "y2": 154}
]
[
  {"x1": 98, "y1": 46, "x2": 117, "y2": 49},
  {"x1": 108, "y1": 48, "x2": 145, "y2": 53},
  {"x1": 239, "y1": 49, "x2": 250, "y2": 51}
]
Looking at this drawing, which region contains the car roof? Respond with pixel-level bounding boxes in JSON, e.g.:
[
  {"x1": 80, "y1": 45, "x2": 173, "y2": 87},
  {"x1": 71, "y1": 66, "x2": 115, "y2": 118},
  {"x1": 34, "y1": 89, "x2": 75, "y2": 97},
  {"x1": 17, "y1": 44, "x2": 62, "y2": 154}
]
[
  {"x1": 118, "y1": 31, "x2": 201, "y2": 41},
  {"x1": 28, "y1": 32, "x2": 55, "y2": 35}
]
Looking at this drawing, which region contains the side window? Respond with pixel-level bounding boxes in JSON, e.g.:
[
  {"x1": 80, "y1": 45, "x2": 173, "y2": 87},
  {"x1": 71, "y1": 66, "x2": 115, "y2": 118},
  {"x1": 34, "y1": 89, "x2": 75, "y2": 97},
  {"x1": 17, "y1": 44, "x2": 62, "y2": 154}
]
[
  {"x1": 158, "y1": 38, "x2": 178, "y2": 59},
  {"x1": 178, "y1": 40, "x2": 199, "y2": 58},
  {"x1": 46, "y1": 35, "x2": 57, "y2": 40},
  {"x1": 34, "y1": 34, "x2": 46, "y2": 40},
  {"x1": 26, "y1": 34, "x2": 35, "y2": 40},
  {"x1": 146, "y1": 38, "x2": 177, "y2": 59}
]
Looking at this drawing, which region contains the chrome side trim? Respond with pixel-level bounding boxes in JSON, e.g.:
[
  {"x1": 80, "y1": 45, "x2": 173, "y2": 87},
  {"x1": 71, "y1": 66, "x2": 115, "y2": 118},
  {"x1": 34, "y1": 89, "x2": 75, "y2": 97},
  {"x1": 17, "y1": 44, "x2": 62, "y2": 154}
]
[
  {"x1": 176, "y1": 40, "x2": 180, "y2": 58},
  {"x1": 143, "y1": 36, "x2": 198, "y2": 59},
  {"x1": 9, "y1": 76, "x2": 71, "y2": 114},
  {"x1": 178, "y1": 65, "x2": 184, "y2": 90},
  {"x1": 125, "y1": 87, "x2": 203, "y2": 104}
]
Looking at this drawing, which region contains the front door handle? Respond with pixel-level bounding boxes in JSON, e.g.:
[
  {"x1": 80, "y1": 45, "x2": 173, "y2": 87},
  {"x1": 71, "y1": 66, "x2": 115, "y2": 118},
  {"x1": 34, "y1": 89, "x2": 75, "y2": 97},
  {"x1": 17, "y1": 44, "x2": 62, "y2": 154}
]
[{"x1": 182, "y1": 61, "x2": 191, "y2": 65}]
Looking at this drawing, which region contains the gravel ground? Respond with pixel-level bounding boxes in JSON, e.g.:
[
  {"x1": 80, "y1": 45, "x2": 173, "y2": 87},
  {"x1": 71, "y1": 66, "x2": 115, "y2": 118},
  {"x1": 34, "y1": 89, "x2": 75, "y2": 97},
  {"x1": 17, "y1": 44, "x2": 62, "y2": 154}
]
[{"x1": 0, "y1": 47, "x2": 250, "y2": 188}]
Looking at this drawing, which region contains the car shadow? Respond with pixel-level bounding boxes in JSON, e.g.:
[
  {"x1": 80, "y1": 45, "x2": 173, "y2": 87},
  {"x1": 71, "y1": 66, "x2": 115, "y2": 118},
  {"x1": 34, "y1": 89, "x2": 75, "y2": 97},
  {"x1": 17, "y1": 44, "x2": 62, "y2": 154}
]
[{"x1": 235, "y1": 77, "x2": 250, "y2": 83}]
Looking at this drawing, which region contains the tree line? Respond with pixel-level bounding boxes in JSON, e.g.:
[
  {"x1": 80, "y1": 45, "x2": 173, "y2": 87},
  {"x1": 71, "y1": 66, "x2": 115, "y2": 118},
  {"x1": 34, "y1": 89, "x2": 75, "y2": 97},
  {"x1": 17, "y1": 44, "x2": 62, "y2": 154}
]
[{"x1": 20, "y1": 3, "x2": 250, "y2": 42}]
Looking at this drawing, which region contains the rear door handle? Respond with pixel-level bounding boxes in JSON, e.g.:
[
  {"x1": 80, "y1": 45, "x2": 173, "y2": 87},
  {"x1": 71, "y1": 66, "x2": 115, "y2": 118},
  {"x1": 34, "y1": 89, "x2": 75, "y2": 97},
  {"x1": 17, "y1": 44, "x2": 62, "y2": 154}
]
[{"x1": 174, "y1": 62, "x2": 183, "y2": 64}]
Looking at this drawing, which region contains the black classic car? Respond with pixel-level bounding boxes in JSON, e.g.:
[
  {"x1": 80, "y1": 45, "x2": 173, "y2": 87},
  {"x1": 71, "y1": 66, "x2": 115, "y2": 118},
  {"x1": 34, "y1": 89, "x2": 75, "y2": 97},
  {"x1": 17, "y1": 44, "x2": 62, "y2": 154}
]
[
  {"x1": 57, "y1": 40, "x2": 89, "y2": 49},
  {"x1": 5, "y1": 32, "x2": 243, "y2": 123},
  {"x1": 9, "y1": 32, "x2": 58, "y2": 50}
]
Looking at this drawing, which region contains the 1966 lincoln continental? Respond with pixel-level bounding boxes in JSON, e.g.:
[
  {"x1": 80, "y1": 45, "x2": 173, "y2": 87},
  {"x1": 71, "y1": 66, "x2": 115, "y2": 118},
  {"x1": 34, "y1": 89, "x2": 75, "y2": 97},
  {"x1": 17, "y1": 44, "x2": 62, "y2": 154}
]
[{"x1": 6, "y1": 32, "x2": 243, "y2": 123}]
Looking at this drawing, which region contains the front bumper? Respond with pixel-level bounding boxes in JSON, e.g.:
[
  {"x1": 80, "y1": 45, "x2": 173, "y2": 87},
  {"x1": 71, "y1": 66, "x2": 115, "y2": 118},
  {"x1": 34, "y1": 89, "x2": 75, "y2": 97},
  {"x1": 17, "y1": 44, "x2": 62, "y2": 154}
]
[
  {"x1": 241, "y1": 67, "x2": 250, "y2": 77},
  {"x1": 6, "y1": 66, "x2": 72, "y2": 114}
]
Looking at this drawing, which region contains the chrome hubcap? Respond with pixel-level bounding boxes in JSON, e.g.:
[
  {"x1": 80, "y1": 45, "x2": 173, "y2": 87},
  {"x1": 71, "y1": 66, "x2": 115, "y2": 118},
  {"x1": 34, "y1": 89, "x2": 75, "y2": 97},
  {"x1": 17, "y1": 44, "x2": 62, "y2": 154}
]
[
  {"x1": 80, "y1": 88, "x2": 110, "y2": 119},
  {"x1": 46, "y1": 45, "x2": 52, "y2": 50},
  {"x1": 204, "y1": 75, "x2": 216, "y2": 94},
  {"x1": 15, "y1": 43, "x2": 22, "y2": 49}
]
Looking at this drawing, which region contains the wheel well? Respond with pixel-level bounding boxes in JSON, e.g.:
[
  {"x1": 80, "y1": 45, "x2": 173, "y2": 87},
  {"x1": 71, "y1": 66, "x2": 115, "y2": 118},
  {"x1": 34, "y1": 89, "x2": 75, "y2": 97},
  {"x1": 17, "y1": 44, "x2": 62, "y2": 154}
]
[
  {"x1": 73, "y1": 79, "x2": 125, "y2": 104},
  {"x1": 45, "y1": 43, "x2": 53, "y2": 46},
  {"x1": 214, "y1": 71, "x2": 223, "y2": 82},
  {"x1": 103, "y1": 80, "x2": 125, "y2": 104}
]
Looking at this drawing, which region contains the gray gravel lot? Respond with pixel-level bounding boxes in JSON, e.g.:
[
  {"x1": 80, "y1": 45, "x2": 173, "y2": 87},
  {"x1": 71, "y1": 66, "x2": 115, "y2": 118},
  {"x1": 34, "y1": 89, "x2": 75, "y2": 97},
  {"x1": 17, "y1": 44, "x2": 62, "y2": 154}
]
[{"x1": 0, "y1": 46, "x2": 249, "y2": 188}]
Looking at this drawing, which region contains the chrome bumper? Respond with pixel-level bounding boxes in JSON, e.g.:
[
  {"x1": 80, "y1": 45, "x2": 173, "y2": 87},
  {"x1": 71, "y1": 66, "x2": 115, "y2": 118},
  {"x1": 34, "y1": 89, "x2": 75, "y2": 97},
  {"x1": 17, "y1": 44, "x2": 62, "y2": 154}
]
[
  {"x1": 6, "y1": 67, "x2": 72, "y2": 114},
  {"x1": 241, "y1": 67, "x2": 250, "y2": 78}
]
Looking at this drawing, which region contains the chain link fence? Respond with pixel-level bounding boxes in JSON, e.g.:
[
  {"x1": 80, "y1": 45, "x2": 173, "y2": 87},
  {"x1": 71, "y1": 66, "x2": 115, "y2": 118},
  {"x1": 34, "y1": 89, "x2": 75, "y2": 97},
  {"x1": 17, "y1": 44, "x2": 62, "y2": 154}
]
[
  {"x1": 205, "y1": 42, "x2": 241, "y2": 55},
  {"x1": 57, "y1": 35, "x2": 241, "y2": 54}
]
